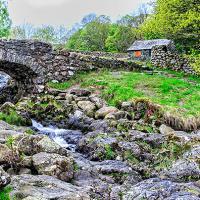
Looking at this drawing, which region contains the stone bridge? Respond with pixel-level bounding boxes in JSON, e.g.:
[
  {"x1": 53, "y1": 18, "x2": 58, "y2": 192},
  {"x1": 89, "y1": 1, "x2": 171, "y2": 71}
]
[{"x1": 0, "y1": 39, "x2": 141, "y2": 102}]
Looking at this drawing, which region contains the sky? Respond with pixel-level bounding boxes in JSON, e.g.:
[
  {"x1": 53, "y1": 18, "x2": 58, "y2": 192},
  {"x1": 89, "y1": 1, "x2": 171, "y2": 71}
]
[{"x1": 8, "y1": 0, "x2": 150, "y2": 28}]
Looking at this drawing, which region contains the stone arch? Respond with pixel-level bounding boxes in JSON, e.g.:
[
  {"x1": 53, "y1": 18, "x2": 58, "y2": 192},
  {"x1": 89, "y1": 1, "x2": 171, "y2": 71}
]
[
  {"x1": 0, "y1": 39, "x2": 51, "y2": 102},
  {"x1": 0, "y1": 60, "x2": 38, "y2": 102}
]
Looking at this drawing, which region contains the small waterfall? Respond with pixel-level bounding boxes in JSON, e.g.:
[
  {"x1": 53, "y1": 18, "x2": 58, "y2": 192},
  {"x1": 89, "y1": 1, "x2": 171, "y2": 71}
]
[{"x1": 31, "y1": 119, "x2": 76, "y2": 151}]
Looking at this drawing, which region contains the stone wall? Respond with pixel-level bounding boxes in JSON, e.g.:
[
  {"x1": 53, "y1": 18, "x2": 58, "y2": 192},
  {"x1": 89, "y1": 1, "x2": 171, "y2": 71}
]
[
  {"x1": 69, "y1": 50, "x2": 128, "y2": 59},
  {"x1": 151, "y1": 45, "x2": 195, "y2": 74}
]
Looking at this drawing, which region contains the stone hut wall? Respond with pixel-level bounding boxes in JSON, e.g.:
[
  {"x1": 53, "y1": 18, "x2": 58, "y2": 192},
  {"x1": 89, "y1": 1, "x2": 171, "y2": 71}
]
[{"x1": 151, "y1": 45, "x2": 195, "y2": 74}]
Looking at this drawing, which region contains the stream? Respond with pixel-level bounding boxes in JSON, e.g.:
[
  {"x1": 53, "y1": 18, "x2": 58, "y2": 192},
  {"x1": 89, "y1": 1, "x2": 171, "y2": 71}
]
[{"x1": 31, "y1": 119, "x2": 77, "y2": 151}]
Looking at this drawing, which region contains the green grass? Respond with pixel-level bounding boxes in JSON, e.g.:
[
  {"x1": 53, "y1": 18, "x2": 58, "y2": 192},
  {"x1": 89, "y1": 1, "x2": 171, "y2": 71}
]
[
  {"x1": 48, "y1": 69, "x2": 200, "y2": 117},
  {"x1": 0, "y1": 110, "x2": 26, "y2": 126},
  {"x1": 0, "y1": 186, "x2": 12, "y2": 200},
  {"x1": 48, "y1": 82, "x2": 71, "y2": 90}
]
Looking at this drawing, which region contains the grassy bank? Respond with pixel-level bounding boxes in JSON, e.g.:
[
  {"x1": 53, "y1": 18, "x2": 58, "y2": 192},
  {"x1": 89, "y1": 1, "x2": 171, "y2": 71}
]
[
  {"x1": 0, "y1": 186, "x2": 12, "y2": 200},
  {"x1": 48, "y1": 69, "x2": 200, "y2": 118}
]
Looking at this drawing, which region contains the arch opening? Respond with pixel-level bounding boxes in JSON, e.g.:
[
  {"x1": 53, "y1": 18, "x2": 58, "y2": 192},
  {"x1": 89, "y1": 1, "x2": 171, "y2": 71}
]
[{"x1": 0, "y1": 61, "x2": 38, "y2": 104}]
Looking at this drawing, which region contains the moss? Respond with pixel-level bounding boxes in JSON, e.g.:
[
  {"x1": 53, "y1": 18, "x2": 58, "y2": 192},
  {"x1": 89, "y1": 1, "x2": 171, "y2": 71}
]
[
  {"x1": 118, "y1": 191, "x2": 124, "y2": 200},
  {"x1": 0, "y1": 110, "x2": 27, "y2": 126},
  {"x1": 73, "y1": 162, "x2": 80, "y2": 172},
  {"x1": 6, "y1": 136, "x2": 15, "y2": 149},
  {"x1": 124, "y1": 150, "x2": 140, "y2": 165},
  {"x1": 0, "y1": 186, "x2": 12, "y2": 200},
  {"x1": 95, "y1": 144, "x2": 116, "y2": 161},
  {"x1": 25, "y1": 129, "x2": 35, "y2": 135},
  {"x1": 47, "y1": 81, "x2": 71, "y2": 90},
  {"x1": 107, "y1": 172, "x2": 129, "y2": 184},
  {"x1": 152, "y1": 141, "x2": 192, "y2": 171},
  {"x1": 186, "y1": 188, "x2": 200, "y2": 196},
  {"x1": 104, "y1": 144, "x2": 116, "y2": 160},
  {"x1": 134, "y1": 124, "x2": 154, "y2": 133}
]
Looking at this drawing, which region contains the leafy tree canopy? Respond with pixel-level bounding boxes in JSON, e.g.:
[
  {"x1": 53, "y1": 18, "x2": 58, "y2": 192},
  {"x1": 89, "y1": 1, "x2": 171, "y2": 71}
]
[
  {"x1": 0, "y1": 0, "x2": 11, "y2": 38},
  {"x1": 140, "y1": 0, "x2": 200, "y2": 52}
]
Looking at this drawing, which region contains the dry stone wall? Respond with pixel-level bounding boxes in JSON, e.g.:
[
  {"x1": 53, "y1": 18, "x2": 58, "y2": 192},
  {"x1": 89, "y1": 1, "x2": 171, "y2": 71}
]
[
  {"x1": 71, "y1": 50, "x2": 128, "y2": 59},
  {"x1": 151, "y1": 45, "x2": 195, "y2": 74}
]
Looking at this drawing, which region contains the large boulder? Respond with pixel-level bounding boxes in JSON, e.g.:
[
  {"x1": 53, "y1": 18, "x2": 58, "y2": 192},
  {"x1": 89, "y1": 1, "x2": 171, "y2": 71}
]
[
  {"x1": 78, "y1": 132, "x2": 118, "y2": 161},
  {"x1": 159, "y1": 124, "x2": 200, "y2": 144},
  {"x1": 13, "y1": 134, "x2": 67, "y2": 156},
  {"x1": 124, "y1": 178, "x2": 200, "y2": 200},
  {"x1": 163, "y1": 159, "x2": 200, "y2": 181},
  {"x1": 0, "y1": 102, "x2": 15, "y2": 114},
  {"x1": 10, "y1": 174, "x2": 90, "y2": 200},
  {"x1": 77, "y1": 100, "x2": 96, "y2": 117},
  {"x1": 0, "y1": 167, "x2": 11, "y2": 188},
  {"x1": 0, "y1": 120, "x2": 13, "y2": 130},
  {"x1": 89, "y1": 95, "x2": 105, "y2": 109},
  {"x1": 32, "y1": 152, "x2": 74, "y2": 182},
  {"x1": 92, "y1": 160, "x2": 133, "y2": 174},
  {"x1": 95, "y1": 106, "x2": 118, "y2": 119},
  {"x1": 68, "y1": 110, "x2": 94, "y2": 131},
  {"x1": 0, "y1": 130, "x2": 22, "y2": 144},
  {"x1": 183, "y1": 145, "x2": 200, "y2": 160},
  {"x1": 0, "y1": 144, "x2": 12, "y2": 164}
]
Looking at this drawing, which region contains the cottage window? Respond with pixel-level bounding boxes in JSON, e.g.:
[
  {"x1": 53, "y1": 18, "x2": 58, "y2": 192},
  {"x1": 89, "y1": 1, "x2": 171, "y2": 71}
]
[{"x1": 134, "y1": 51, "x2": 142, "y2": 57}]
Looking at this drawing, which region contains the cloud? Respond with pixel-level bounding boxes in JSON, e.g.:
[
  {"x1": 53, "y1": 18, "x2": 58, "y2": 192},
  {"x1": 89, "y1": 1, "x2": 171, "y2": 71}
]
[
  {"x1": 26, "y1": 0, "x2": 70, "y2": 7},
  {"x1": 8, "y1": 0, "x2": 150, "y2": 27}
]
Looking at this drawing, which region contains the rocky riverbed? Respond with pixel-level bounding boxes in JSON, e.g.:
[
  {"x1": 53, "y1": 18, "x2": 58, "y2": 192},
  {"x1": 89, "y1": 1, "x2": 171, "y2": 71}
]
[{"x1": 0, "y1": 87, "x2": 200, "y2": 199}]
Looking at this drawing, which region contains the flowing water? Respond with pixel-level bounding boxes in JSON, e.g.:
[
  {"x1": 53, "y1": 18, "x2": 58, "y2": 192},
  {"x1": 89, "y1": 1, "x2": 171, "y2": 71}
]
[
  {"x1": 0, "y1": 73, "x2": 10, "y2": 90},
  {"x1": 31, "y1": 119, "x2": 77, "y2": 151}
]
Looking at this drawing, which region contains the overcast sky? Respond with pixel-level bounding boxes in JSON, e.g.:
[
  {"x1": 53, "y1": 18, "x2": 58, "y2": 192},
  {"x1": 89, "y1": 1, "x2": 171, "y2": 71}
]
[{"x1": 8, "y1": 0, "x2": 150, "y2": 28}]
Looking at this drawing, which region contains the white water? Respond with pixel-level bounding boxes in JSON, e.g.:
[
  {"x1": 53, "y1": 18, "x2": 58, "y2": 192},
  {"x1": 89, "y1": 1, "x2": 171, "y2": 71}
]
[
  {"x1": 31, "y1": 119, "x2": 76, "y2": 150},
  {"x1": 0, "y1": 73, "x2": 10, "y2": 90}
]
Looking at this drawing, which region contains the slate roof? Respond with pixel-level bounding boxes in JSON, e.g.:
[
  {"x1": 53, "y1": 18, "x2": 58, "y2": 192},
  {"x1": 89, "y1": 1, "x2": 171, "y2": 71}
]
[{"x1": 127, "y1": 39, "x2": 172, "y2": 51}]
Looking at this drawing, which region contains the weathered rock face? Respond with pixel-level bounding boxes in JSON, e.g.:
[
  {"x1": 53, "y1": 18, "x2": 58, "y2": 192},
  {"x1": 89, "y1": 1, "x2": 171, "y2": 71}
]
[
  {"x1": 124, "y1": 178, "x2": 200, "y2": 200},
  {"x1": 32, "y1": 152, "x2": 74, "y2": 181},
  {"x1": 0, "y1": 39, "x2": 141, "y2": 100},
  {"x1": 12, "y1": 134, "x2": 67, "y2": 156},
  {"x1": 164, "y1": 159, "x2": 200, "y2": 181},
  {"x1": 10, "y1": 174, "x2": 90, "y2": 200},
  {"x1": 95, "y1": 106, "x2": 119, "y2": 119}
]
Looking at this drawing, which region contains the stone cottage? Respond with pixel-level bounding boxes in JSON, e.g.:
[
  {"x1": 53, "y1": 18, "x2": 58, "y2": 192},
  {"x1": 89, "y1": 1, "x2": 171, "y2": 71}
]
[
  {"x1": 127, "y1": 39, "x2": 195, "y2": 74},
  {"x1": 127, "y1": 39, "x2": 175, "y2": 60}
]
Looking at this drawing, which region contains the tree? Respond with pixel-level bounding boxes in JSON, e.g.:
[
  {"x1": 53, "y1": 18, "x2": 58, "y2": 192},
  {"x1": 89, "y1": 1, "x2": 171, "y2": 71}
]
[
  {"x1": 140, "y1": 0, "x2": 200, "y2": 52},
  {"x1": 80, "y1": 19, "x2": 110, "y2": 51},
  {"x1": 117, "y1": 4, "x2": 149, "y2": 28},
  {"x1": 33, "y1": 25, "x2": 56, "y2": 43},
  {"x1": 105, "y1": 24, "x2": 137, "y2": 52},
  {"x1": 81, "y1": 13, "x2": 97, "y2": 26},
  {"x1": 135, "y1": 3, "x2": 149, "y2": 27},
  {"x1": 54, "y1": 25, "x2": 69, "y2": 44},
  {"x1": 117, "y1": 15, "x2": 137, "y2": 27},
  {"x1": 0, "y1": 0, "x2": 11, "y2": 38},
  {"x1": 65, "y1": 29, "x2": 82, "y2": 50},
  {"x1": 11, "y1": 23, "x2": 35, "y2": 40},
  {"x1": 66, "y1": 16, "x2": 111, "y2": 51}
]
